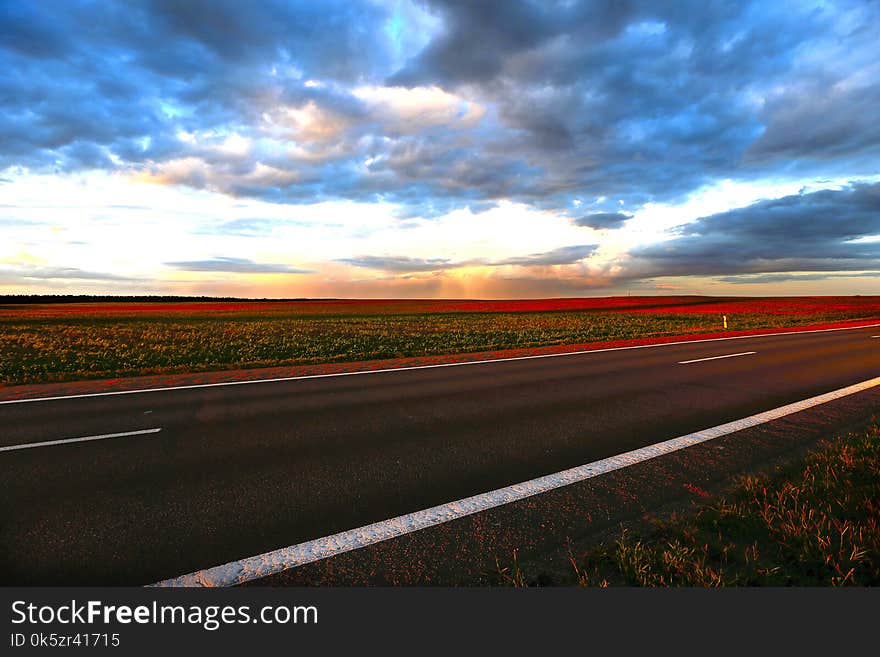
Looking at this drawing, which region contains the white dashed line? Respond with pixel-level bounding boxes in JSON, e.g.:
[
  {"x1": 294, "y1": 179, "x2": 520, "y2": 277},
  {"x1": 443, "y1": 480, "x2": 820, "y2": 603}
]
[
  {"x1": 678, "y1": 351, "x2": 756, "y2": 364},
  {"x1": 0, "y1": 428, "x2": 162, "y2": 453},
  {"x1": 150, "y1": 375, "x2": 880, "y2": 587}
]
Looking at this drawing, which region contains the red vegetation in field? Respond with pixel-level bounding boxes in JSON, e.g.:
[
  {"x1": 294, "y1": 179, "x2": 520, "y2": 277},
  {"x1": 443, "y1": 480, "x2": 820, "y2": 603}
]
[
  {"x1": 630, "y1": 296, "x2": 880, "y2": 315},
  {"x1": 683, "y1": 483, "x2": 711, "y2": 498},
  {"x1": 2, "y1": 295, "x2": 878, "y2": 389},
  {"x1": 2, "y1": 316, "x2": 876, "y2": 401},
  {"x1": 0, "y1": 300, "x2": 401, "y2": 318},
  {"x1": 0, "y1": 298, "x2": 496, "y2": 319},
  {"x1": 2, "y1": 297, "x2": 677, "y2": 318},
  {"x1": 3, "y1": 295, "x2": 879, "y2": 320},
  {"x1": 428, "y1": 296, "x2": 709, "y2": 312}
]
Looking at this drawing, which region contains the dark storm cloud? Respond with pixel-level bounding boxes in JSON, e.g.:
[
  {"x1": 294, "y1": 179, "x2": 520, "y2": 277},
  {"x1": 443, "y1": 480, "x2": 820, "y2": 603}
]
[
  {"x1": 0, "y1": 266, "x2": 143, "y2": 282},
  {"x1": 2, "y1": 1, "x2": 879, "y2": 216},
  {"x1": 164, "y1": 257, "x2": 313, "y2": 274},
  {"x1": 0, "y1": 0, "x2": 389, "y2": 171},
  {"x1": 382, "y1": 0, "x2": 880, "y2": 207},
  {"x1": 632, "y1": 183, "x2": 880, "y2": 277},
  {"x1": 717, "y1": 272, "x2": 880, "y2": 285},
  {"x1": 389, "y1": 0, "x2": 577, "y2": 87},
  {"x1": 340, "y1": 256, "x2": 458, "y2": 273},
  {"x1": 342, "y1": 244, "x2": 597, "y2": 273},
  {"x1": 495, "y1": 244, "x2": 597, "y2": 266},
  {"x1": 747, "y1": 79, "x2": 880, "y2": 166},
  {"x1": 574, "y1": 212, "x2": 632, "y2": 229}
]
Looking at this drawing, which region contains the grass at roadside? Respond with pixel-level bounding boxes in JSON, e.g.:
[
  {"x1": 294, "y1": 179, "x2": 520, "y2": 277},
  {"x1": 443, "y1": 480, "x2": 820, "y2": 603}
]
[
  {"x1": 495, "y1": 422, "x2": 880, "y2": 586},
  {"x1": 1, "y1": 295, "x2": 878, "y2": 385}
]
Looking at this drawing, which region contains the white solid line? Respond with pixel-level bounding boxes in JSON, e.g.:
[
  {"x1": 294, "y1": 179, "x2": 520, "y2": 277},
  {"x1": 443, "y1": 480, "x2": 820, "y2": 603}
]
[
  {"x1": 3, "y1": 322, "x2": 880, "y2": 407},
  {"x1": 150, "y1": 374, "x2": 880, "y2": 587},
  {"x1": 678, "y1": 351, "x2": 756, "y2": 364},
  {"x1": 0, "y1": 428, "x2": 162, "y2": 453}
]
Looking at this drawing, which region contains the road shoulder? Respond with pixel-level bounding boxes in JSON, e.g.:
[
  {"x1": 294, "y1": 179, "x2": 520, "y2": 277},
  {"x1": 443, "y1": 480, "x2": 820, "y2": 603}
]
[{"x1": 244, "y1": 386, "x2": 880, "y2": 585}]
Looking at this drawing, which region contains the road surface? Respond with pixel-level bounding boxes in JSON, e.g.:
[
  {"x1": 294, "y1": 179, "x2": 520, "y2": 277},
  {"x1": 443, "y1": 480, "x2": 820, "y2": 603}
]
[{"x1": 1, "y1": 324, "x2": 878, "y2": 584}]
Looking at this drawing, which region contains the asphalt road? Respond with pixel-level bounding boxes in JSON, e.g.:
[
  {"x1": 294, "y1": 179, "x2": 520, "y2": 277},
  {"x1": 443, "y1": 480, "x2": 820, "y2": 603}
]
[{"x1": 2, "y1": 324, "x2": 879, "y2": 585}]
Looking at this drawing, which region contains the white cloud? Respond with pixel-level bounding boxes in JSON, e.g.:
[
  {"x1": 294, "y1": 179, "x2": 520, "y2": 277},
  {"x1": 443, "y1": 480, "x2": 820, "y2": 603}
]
[
  {"x1": 271, "y1": 101, "x2": 350, "y2": 144},
  {"x1": 353, "y1": 85, "x2": 486, "y2": 132},
  {"x1": 4, "y1": 168, "x2": 880, "y2": 297}
]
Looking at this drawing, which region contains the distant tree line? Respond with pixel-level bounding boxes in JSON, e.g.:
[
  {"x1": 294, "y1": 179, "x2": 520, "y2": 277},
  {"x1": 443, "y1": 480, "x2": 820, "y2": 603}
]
[{"x1": 0, "y1": 295, "x2": 328, "y2": 304}]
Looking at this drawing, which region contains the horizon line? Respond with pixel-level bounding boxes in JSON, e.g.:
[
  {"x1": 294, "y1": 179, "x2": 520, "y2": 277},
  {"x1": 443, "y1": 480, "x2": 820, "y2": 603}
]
[{"x1": 1, "y1": 293, "x2": 878, "y2": 304}]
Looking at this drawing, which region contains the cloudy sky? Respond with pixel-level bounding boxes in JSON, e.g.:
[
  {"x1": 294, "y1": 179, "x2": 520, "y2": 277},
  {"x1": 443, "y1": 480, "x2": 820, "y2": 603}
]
[{"x1": 2, "y1": 0, "x2": 879, "y2": 298}]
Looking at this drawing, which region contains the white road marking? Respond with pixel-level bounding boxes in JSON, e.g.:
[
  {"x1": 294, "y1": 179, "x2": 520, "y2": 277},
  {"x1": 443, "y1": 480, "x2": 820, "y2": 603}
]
[
  {"x1": 0, "y1": 428, "x2": 162, "y2": 453},
  {"x1": 150, "y1": 374, "x2": 880, "y2": 587},
  {"x1": 3, "y1": 322, "x2": 880, "y2": 406},
  {"x1": 872, "y1": 336, "x2": 879, "y2": 339},
  {"x1": 678, "y1": 351, "x2": 756, "y2": 364}
]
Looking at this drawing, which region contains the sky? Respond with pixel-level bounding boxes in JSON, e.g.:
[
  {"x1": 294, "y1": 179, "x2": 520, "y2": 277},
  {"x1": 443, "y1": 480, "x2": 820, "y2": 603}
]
[{"x1": 1, "y1": 0, "x2": 879, "y2": 299}]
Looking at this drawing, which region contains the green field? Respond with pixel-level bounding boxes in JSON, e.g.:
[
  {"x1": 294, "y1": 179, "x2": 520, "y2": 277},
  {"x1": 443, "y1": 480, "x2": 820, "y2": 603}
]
[{"x1": 1, "y1": 296, "x2": 878, "y2": 386}]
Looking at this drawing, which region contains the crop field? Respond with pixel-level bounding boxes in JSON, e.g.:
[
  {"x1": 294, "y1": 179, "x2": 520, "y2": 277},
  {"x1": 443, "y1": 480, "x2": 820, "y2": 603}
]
[{"x1": 1, "y1": 295, "x2": 879, "y2": 386}]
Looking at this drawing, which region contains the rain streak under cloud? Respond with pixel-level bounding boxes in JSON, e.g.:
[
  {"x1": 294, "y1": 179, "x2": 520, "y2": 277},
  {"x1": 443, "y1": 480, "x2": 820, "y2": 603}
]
[{"x1": 1, "y1": 0, "x2": 879, "y2": 297}]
